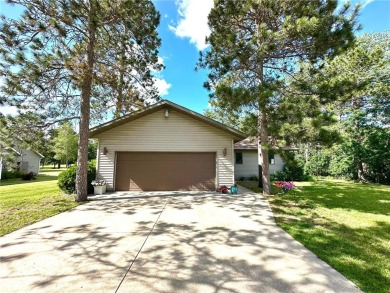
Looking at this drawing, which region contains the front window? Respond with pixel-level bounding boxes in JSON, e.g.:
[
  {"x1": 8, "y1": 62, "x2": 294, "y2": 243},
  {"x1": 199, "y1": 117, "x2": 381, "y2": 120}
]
[
  {"x1": 269, "y1": 152, "x2": 275, "y2": 165},
  {"x1": 235, "y1": 152, "x2": 243, "y2": 164}
]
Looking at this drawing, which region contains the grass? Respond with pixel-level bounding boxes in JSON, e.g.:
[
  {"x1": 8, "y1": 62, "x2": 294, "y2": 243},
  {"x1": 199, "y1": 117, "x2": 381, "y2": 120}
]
[
  {"x1": 240, "y1": 179, "x2": 390, "y2": 293},
  {"x1": 0, "y1": 167, "x2": 79, "y2": 236}
]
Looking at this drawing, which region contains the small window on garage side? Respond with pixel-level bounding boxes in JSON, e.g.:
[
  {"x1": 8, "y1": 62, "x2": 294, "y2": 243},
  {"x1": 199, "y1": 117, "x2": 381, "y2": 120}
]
[
  {"x1": 269, "y1": 152, "x2": 275, "y2": 165},
  {"x1": 235, "y1": 152, "x2": 243, "y2": 164}
]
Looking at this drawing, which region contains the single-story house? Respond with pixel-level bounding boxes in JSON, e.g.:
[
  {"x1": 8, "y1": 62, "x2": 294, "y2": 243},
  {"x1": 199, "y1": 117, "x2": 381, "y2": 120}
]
[
  {"x1": 234, "y1": 137, "x2": 297, "y2": 180},
  {"x1": 1, "y1": 147, "x2": 44, "y2": 175},
  {"x1": 90, "y1": 100, "x2": 246, "y2": 191}
]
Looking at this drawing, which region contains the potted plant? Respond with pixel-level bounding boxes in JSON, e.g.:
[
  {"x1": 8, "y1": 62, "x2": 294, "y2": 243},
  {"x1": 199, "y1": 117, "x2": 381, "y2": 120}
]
[
  {"x1": 230, "y1": 184, "x2": 238, "y2": 194},
  {"x1": 91, "y1": 180, "x2": 106, "y2": 195},
  {"x1": 218, "y1": 185, "x2": 229, "y2": 194}
]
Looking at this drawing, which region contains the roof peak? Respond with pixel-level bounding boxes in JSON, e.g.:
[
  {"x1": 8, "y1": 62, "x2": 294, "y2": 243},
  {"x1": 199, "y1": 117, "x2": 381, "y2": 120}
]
[{"x1": 89, "y1": 100, "x2": 247, "y2": 141}]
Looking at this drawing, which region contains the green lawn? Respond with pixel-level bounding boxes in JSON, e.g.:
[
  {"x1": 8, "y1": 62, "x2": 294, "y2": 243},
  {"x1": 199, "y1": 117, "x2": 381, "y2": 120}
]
[
  {"x1": 0, "y1": 167, "x2": 79, "y2": 236},
  {"x1": 240, "y1": 180, "x2": 390, "y2": 293}
]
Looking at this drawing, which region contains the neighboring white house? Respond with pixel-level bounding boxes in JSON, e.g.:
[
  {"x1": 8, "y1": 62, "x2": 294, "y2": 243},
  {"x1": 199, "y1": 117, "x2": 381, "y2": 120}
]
[
  {"x1": 1, "y1": 147, "x2": 44, "y2": 175},
  {"x1": 89, "y1": 100, "x2": 246, "y2": 191},
  {"x1": 234, "y1": 138, "x2": 297, "y2": 180},
  {"x1": 15, "y1": 148, "x2": 44, "y2": 174}
]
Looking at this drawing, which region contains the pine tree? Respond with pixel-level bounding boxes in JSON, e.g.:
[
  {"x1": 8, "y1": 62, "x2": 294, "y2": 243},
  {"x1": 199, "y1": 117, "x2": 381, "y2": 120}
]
[
  {"x1": 0, "y1": 0, "x2": 162, "y2": 201},
  {"x1": 199, "y1": 0, "x2": 359, "y2": 194},
  {"x1": 314, "y1": 32, "x2": 389, "y2": 182},
  {"x1": 285, "y1": 32, "x2": 390, "y2": 183}
]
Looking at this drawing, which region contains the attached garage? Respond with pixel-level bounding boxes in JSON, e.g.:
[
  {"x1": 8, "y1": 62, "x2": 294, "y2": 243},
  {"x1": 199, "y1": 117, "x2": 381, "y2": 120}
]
[
  {"x1": 90, "y1": 100, "x2": 246, "y2": 192},
  {"x1": 115, "y1": 152, "x2": 216, "y2": 191}
]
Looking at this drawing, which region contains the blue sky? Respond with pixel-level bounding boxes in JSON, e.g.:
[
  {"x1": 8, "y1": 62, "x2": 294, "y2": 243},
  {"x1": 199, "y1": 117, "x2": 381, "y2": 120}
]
[
  {"x1": 1, "y1": 0, "x2": 389, "y2": 116},
  {"x1": 155, "y1": 0, "x2": 390, "y2": 114}
]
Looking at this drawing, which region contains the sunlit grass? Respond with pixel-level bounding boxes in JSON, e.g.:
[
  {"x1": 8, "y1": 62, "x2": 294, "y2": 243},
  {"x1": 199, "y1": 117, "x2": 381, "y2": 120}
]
[
  {"x1": 0, "y1": 167, "x2": 79, "y2": 236},
  {"x1": 240, "y1": 179, "x2": 390, "y2": 293}
]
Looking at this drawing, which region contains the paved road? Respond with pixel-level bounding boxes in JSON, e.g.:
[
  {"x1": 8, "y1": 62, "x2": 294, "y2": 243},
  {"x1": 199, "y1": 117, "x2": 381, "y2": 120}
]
[{"x1": 0, "y1": 188, "x2": 361, "y2": 292}]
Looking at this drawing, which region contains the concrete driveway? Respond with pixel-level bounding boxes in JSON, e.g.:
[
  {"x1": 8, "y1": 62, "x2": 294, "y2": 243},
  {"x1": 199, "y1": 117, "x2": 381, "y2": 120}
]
[{"x1": 0, "y1": 188, "x2": 361, "y2": 293}]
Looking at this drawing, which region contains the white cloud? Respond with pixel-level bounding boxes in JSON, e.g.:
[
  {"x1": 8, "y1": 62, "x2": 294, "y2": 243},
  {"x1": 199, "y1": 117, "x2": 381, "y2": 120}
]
[
  {"x1": 169, "y1": 0, "x2": 213, "y2": 51},
  {"x1": 157, "y1": 56, "x2": 165, "y2": 67},
  {"x1": 339, "y1": 0, "x2": 374, "y2": 9},
  {"x1": 0, "y1": 105, "x2": 18, "y2": 116},
  {"x1": 151, "y1": 56, "x2": 171, "y2": 96},
  {"x1": 154, "y1": 78, "x2": 171, "y2": 96}
]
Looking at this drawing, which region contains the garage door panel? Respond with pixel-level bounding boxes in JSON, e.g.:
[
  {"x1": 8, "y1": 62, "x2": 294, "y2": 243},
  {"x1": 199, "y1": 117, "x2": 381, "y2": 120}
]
[{"x1": 115, "y1": 152, "x2": 216, "y2": 191}]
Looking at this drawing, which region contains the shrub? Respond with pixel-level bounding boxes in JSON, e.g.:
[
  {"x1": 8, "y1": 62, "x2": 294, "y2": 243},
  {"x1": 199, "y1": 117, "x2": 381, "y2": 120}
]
[
  {"x1": 304, "y1": 148, "x2": 332, "y2": 177},
  {"x1": 248, "y1": 175, "x2": 258, "y2": 181},
  {"x1": 58, "y1": 162, "x2": 96, "y2": 194},
  {"x1": 1, "y1": 170, "x2": 25, "y2": 179},
  {"x1": 22, "y1": 172, "x2": 35, "y2": 181},
  {"x1": 280, "y1": 151, "x2": 307, "y2": 181},
  {"x1": 271, "y1": 171, "x2": 287, "y2": 181}
]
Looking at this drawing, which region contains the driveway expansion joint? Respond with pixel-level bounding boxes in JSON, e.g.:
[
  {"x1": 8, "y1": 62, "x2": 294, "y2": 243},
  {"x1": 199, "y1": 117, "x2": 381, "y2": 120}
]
[{"x1": 114, "y1": 198, "x2": 170, "y2": 293}]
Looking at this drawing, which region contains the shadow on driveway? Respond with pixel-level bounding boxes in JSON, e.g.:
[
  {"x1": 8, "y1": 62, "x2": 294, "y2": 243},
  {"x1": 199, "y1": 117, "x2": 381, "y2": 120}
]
[{"x1": 0, "y1": 190, "x2": 361, "y2": 292}]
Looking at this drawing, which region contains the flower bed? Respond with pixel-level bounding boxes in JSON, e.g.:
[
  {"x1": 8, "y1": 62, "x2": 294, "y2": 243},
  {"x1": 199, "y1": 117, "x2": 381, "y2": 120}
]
[{"x1": 274, "y1": 181, "x2": 295, "y2": 193}]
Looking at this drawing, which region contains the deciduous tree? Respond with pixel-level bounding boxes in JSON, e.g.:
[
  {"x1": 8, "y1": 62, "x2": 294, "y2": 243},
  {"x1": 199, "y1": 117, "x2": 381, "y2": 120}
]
[{"x1": 52, "y1": 122, "x2": 78, "y2": 168}]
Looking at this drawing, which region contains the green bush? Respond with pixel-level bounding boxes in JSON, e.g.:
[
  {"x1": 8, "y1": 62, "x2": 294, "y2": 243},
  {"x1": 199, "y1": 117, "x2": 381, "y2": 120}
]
[
  {"x1": 1, "y1": 170, "x2": 25, "y2": 179},
  {"x1": 304, "y1": 148, "x2": 332, "y2": 177},
  {"x1": 280, "y1": 151, "x2": 307, "y2": 181},
  {"x1": 22, "y1": 172, "x2": 35, "y2": 181},
  {"x1": 271, "y1": 171, "x2": 288, "y2": 181},
  {"x1": 58, "y1": 162, "x2": 96, "y2": 194}
]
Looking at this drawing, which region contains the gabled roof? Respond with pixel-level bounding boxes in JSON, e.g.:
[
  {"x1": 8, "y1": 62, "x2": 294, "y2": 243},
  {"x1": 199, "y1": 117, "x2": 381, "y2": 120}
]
[
  {"x1": 234, "y1": 137, "x2": 258, "y2": 150},
  {"x1": 234, "y1": 138, "x2": 299, "y2": 151},
  {"x1": 32, "y1": 150, "x2": 44, "y2": 158},
  {"x1": 4, "y1": 147, "x2": 21, "y2": 156},
  {"x1": 2, "y1": 147, "x2": 44, "y2": 158},
  {"x1": 89, "y1": 100, "x2": 247, "y2": 141}
]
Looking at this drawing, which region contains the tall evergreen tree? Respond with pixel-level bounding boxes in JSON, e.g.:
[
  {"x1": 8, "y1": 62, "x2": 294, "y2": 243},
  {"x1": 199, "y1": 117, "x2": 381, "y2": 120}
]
[
  {"x1": 0, "y1": 0, "x2": 161, "y2": 201},
  {"x1": 199, "y1": 0, "x2": 359, "y2": 194},
  {"x1": 302, "y1": 32, "x2": 390, "y2": 182}
]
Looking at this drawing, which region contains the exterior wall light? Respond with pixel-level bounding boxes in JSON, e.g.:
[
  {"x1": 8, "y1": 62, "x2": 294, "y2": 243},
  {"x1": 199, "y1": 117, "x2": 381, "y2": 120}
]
[
  {"x1": 103, "y1": 147, "x2": 108, "y2": 155},
  {"x1": 223, "y1": 147, "x2": 227, "y2": 157}
]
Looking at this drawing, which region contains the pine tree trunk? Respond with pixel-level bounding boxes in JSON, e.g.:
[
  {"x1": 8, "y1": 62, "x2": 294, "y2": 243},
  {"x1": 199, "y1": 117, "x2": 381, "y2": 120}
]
[
  {"x1": 75, "y1": 0, "x2": 97, "y2": 202},
  {"x1": 258, "y1": 164, "x2": 263, "y2": 188},
  {"x1": 114, "y1": 39, "x2": 126, "y2": 118},
  {"x1": 259, "y1": 111, "x2": 271, "y2": 195},
  {"x1": 257, "y1": 59, "x2": 271, "y2": 195}
]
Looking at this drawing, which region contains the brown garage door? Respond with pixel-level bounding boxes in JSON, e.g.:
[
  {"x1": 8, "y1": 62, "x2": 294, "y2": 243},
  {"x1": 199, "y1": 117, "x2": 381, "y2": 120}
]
[{"x1": 115, "y1": 152, "x2": 216, "y2": 191}]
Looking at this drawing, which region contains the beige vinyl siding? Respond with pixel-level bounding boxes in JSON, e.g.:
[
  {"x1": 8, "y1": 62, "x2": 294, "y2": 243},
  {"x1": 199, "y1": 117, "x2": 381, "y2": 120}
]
[
  {"x1": 94, "y1": 109, "x2": 234, "y2": 190},
  {"x1": 234, "y1": 150, "x2": 284, "y2": 179}
]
